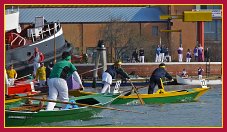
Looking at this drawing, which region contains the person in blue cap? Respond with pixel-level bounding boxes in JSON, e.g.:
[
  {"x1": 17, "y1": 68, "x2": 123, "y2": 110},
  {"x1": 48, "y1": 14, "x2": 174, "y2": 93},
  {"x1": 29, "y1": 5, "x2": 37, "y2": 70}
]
[
  {"x1": 101, "y1": 60, "x2": 130, "y2": 93},
  {"x1": 148, "y1": 63, "x2": 173, "y2": 94},
  {"x1": 46, "y1": 51, "x2": 84, "y2": 110}
]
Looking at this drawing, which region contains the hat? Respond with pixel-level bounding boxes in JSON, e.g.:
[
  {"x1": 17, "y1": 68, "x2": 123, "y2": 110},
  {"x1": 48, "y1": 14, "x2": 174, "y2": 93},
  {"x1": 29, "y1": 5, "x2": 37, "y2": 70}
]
[
  {"x1": 159, "y1": 63, "x2": 165, "y2": 68},
  {"x1": 114, "y1": 60, "x2": 122, "y2": 65},
  {"x1": 62, "y1": 51, "x2": 71, "y2": 61},
  {"x1": 49, "y1": 62, "x2": 54, "y2": 68}
]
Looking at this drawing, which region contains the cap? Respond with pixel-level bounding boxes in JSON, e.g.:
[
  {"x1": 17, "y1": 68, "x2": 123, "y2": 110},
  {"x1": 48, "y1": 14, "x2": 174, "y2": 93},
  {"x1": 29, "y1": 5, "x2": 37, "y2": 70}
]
[
  {"x1": 62, "y1": 51, "x2": 71, "y2": 60},
  {"x1": 114, "y1": 60, "x2": 122, "y2": 65},
  {"x1": 159, "y1": 63, "x2": 165, "y2": 68},
  {"x1": 49, "y1": 62, "x2": 54, "y2": 68}
]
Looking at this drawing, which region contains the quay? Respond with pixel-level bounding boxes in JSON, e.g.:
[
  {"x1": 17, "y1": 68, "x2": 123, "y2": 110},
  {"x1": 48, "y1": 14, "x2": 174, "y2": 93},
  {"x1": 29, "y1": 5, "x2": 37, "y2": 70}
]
[{"x1": 75, "y1": 62, "x2": 222, "y2": 79}]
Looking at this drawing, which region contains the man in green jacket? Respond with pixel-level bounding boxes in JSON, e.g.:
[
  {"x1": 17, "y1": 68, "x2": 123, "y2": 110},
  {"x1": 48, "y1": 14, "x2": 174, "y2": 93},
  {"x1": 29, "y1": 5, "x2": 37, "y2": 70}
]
[{"x1": 46, "y1": 51, "x2": 84, "y2": 110}]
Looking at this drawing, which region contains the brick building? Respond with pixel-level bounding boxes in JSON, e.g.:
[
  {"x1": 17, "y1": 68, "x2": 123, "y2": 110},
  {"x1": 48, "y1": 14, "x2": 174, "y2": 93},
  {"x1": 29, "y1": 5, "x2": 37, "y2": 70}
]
[{"x1": 17, "y1": 5, "x2": 222, "y2": 62}]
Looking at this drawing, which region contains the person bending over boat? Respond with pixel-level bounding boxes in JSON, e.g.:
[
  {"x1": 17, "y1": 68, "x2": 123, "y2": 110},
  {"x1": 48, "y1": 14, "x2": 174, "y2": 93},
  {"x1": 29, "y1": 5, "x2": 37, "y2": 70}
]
[
  {"x1": 101, "y1": 60, "x2": 130, "y2": 93},
  {"x1": 46, "y1": 51, "x2": 84, "y2": 110},
  {"x1": 148, "y1": 63, "x2": 173, "y2": 94}
]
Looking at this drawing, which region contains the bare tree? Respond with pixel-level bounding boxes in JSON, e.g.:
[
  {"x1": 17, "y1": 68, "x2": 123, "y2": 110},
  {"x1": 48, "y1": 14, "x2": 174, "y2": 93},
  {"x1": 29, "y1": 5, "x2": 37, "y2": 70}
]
[{"x1": 99, "y1": 18, "x2": 147, "y2": 62}]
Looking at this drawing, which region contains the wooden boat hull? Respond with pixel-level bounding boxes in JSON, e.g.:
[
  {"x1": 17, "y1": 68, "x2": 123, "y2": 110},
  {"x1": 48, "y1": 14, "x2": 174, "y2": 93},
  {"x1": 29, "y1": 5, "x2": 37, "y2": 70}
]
[
  {"x1": 70, "y1": 88, "x2": 209, "y2": 105},
  {"x1": 112, "y1": 88, "x2": 209, "y2": 104},
  {"x1": 8, "y1": 83, "x2": 33, "y2": 95},
  {"x1": 5, "y1": 98, "x2": 23, "y2": 105},
  {"x1": 176, "y1": 75, "x2": 222, "y2": 85},
  {"x1": 5, "y1": 94, "x2": 119, "y2": 127}
]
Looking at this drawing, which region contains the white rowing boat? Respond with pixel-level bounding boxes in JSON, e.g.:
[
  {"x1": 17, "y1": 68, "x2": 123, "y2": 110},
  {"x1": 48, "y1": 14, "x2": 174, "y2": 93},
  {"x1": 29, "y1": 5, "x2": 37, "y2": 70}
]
[{"x1": 176, "y1": 75, "x2": 222, "y2": 85}]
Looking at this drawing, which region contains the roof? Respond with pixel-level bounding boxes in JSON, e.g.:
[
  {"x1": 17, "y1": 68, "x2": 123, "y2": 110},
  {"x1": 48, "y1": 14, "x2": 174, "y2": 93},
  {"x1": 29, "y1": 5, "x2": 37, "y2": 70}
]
[{"x1": 18, "y1": 7, "x2": 167, "y2": 23}]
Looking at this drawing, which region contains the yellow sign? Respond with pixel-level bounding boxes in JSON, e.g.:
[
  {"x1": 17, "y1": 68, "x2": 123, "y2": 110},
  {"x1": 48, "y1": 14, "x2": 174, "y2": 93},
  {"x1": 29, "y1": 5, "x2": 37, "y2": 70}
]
[
  {"x1": 184, "y1": 11, "x2": 212, "y2": 22},
  {"x1": 160, "y1": 15, "x2": 183, "y2": 20}
]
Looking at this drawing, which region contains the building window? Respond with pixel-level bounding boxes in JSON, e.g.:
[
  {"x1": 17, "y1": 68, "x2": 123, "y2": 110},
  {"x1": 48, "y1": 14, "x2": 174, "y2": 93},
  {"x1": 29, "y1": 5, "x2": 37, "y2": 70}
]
[
  {"x1": 204, "y1": 20, "x2": 222, "y2": 41},
  {"x1": 201, "y1": 5, "x2": 222, "y2": 10},
  {"x1": 204, "y1": 22, "x2": 215, "y2": 33},
  {"x1": 152, "y1": 26, "x2": 159, "y2": 37}
]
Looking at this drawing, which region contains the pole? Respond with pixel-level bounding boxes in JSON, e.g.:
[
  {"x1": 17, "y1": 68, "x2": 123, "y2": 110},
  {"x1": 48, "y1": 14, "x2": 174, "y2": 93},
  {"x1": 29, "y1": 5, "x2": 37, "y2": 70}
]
[{"x1": 54, "y1": 23, "x2": 56, "y2": 64}]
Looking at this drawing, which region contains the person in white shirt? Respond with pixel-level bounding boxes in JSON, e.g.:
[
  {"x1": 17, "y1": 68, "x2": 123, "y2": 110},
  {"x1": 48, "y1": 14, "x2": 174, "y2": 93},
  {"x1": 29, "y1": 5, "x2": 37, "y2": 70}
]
[{"x1": 177, "y1": 45, "x2": 183, "y2": 62}]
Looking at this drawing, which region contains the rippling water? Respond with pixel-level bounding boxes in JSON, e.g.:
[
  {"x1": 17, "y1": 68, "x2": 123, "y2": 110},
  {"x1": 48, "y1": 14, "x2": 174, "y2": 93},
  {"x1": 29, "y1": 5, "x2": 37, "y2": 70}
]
[{"x1": 34, "y1": 85, "x2": 222, "y2": 127}]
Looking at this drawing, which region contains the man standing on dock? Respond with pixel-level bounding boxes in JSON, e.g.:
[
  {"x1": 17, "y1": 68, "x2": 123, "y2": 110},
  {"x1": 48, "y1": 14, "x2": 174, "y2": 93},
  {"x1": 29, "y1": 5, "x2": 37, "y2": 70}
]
[
  {"x1": 139, "y1": 47, "x2": 145, "y2": 63},
  {"x1": 177, "y1": 45, "x2": 183, "y2": 62}
]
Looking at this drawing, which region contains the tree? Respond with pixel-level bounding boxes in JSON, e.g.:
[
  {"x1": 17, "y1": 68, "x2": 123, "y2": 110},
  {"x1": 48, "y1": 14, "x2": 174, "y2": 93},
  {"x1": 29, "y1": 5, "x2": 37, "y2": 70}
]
[{"x1": 99, "y1": 18, "x2": 147, "y2": 62}]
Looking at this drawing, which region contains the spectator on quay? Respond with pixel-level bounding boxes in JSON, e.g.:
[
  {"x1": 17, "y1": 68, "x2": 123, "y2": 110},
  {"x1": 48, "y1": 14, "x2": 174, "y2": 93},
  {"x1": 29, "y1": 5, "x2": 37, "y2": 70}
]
[
  {"x1": 139, "y1": 47, "x2": 145, "y2": 63},
  {"x1": 131, "y1": 48, "x2": 139, "y2": 63},
  {"x1": 164, "y1": 47, "x2": 171, "y2": 62},
  {"x1": 177, "y1": 45, "x2": 183, "y2": 62},
  {"x1": 193, "y1": 46, "x2": 198, "y2": 62},
  {"x1": 198, "y1": 44, "x2": 204, "y2": 62},
  {"x1": 204, "y1": 47, "x2": 210, "y2": 62},
  {"x1": 186, "y1": 49, "x2": 192, "y2": 62},
  {"x1": 155, "y1": 45, "x2": 161, "y2": 62},
  {"x1": 160, "y1": 45, "x2": 165, "y2": 62}
]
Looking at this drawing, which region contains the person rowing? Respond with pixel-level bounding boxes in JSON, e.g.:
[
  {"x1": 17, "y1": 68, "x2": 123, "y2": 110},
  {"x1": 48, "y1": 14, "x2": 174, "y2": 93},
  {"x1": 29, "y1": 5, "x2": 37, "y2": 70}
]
[
  {"x1": 101, "y1": 60, "x2": 130, "y2": 93},
  {"x1": 148, "y1": 63, "x2": 173, "y2": 94},
  {"x1": 46, "y1": 51, "x2": 84, "y2": 110}
]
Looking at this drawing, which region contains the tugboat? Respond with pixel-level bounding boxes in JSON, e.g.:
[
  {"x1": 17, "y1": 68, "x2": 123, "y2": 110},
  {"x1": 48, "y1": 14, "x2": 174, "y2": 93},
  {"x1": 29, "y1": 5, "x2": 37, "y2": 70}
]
[{"x1": 5, "y1": 7, "x2": 72, "y2": 76}]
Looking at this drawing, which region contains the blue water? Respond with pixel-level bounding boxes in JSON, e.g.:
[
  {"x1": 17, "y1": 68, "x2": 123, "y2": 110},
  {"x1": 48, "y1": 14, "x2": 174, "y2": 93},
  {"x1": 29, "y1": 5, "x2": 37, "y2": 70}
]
[{"x1": 34, "y1": 85, "x2": 222, "y2": 127}]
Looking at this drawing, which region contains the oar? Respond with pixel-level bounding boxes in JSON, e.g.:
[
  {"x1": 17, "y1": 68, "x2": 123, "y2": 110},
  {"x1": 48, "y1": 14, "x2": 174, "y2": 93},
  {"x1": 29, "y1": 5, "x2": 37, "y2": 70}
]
[
  {"x1": 15, "y1": 74, "x2": 32, "y2": 81},
  {"x1": 157, "y1": 78, "x2": 174, "y2": 94},
  {"x1": 6, "y1": 92, "x2": 48, "y2": 100},
  {"x1": 124, "y1": 85, "x2": 149, "y2": 96},
  {"x1": 160, "y1": 78, "x2": 165, "y2": 89},
  {"x1": 12, "y1": 96, "x2": 145, "y2": 114},
  {"x1": 80, "y1": 67, "x2": 103, "y2": 75},
  {"x1": 128, "y1": 79, "x2": 145, "y2": 105}
]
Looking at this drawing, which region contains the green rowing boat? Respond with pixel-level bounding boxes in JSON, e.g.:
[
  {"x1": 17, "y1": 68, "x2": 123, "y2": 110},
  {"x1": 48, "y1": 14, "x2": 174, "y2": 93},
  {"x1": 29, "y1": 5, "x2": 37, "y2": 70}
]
[
  {"x1": 69, "y1": 87, "x2": 209, "y2": 105},
  {"x1": 5, "y1": 93, "x2": 119, "y2": 127}
]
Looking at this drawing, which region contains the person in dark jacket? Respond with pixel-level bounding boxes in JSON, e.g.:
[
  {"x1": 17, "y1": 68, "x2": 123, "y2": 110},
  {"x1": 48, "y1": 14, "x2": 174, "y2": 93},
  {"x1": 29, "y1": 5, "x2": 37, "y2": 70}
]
[
  {"x1": 101, "y1": 60, "x2": 130, "y2": 93},
  {"x1": 148, "y1": 63, "x2": 173, "y2": 94},
  {"x1": 45, "y1": 62, "x2": 54, "y2": 86}
]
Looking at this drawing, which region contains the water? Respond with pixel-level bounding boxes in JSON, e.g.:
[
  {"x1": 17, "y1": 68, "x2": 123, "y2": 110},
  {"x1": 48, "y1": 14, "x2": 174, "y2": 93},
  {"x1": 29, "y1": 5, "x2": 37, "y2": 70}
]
[{"x1": 34, "y1": 85, "x2": 222, "y2": 127}]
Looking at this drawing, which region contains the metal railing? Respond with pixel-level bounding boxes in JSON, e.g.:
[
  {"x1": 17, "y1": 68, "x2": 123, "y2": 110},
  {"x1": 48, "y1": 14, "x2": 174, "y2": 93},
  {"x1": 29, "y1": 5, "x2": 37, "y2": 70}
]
[{"x1": 10, "y1": 33, "x2": 26, "y2": 47}]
